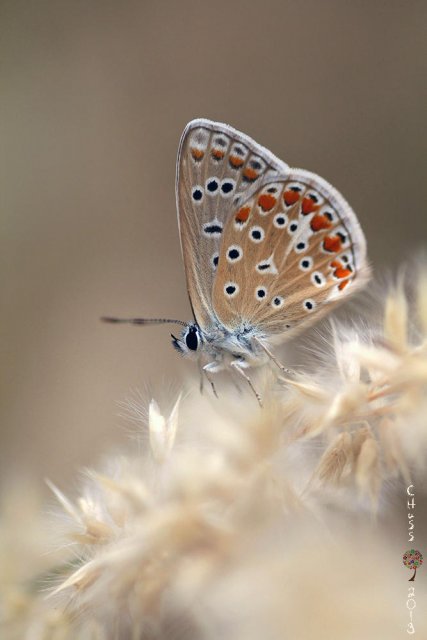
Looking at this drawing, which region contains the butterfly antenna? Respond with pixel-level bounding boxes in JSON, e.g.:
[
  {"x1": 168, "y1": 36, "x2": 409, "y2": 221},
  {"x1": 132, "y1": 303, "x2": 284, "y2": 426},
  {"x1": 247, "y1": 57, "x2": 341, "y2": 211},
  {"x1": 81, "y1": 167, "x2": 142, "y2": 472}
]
[{"x1": 101, "y1": 316, "x2": 187, "y2": 327}]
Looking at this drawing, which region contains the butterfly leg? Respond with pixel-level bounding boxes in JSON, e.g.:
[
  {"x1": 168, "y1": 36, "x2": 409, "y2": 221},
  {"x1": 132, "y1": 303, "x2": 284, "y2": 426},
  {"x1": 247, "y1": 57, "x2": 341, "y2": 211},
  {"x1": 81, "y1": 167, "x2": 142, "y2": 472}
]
[
  {"x1": 252, "y1": 337, "x2": 294, "y2": 376},
  {"x1": 198, "y1": 360, "x2": 205, "y2": 394},
  {"x1": 203, "y1": 361, "x2": 224, "y2": 399},
  {"x1": 230, "y1": 360, "x2": 262, "y2": 407}
]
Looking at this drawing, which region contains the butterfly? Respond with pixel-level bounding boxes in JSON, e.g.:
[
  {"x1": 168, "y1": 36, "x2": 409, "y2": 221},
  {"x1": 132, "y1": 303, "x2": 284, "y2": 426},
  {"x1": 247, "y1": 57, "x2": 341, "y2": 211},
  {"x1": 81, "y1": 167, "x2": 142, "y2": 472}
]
[{"x1": 103, "y1": 119, "x2": 369, "y2": 403}]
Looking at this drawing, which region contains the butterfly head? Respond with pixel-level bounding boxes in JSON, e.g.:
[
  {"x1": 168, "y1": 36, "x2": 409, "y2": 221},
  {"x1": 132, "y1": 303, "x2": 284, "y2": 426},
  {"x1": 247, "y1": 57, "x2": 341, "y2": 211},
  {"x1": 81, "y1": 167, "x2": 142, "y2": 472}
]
[{"x1": 171, "y1": 323, "x2": 203, "y2": 358}]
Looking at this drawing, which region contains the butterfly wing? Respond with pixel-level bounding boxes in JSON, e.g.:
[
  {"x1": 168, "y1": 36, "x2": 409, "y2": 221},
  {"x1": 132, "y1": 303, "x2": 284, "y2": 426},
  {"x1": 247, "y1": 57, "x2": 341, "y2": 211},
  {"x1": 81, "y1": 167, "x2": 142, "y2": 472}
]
[
  {"x1": 176, "y1": 119, "x2": 288, "y2": 330},
  {"x1": 212, "y1": 169, "x2": 369, "y2": 341}
]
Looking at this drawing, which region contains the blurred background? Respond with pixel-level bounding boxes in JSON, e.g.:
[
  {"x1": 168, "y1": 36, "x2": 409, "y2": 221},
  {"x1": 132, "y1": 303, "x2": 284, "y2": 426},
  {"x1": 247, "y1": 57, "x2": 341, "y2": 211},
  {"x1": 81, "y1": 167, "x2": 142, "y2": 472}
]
[{"x1": 1, "y1": 0, "x2": 426, "y2": 488}]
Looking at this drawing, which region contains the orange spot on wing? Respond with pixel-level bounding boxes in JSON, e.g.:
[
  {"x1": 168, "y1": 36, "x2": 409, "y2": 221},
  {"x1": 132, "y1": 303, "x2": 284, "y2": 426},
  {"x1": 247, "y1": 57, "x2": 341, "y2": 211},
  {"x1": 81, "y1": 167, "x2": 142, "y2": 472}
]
[
  {"x1": 258, "y1": 194, "x2": 277, "y2": 212},
  {"x1": 211, "y1": 149, "x2": 225, "y2": 160},
  {"x1": 243, "y1": 167, "x2": 259, "y2": 181},
  {"x1": 191, "y1": 147, "x2": 204, "y2": 161},
  {"x1": 334, "y1": 267, "x2": 353, "y2": 279},
  {"x1": 283, "y1": 190, "x2": 300, "y2": 206},
  {"x1": 330, "y1": 259, "x2": 341, "y2": 269},
  {"x1": 310, "y1": 213, "x2": 332, "y2": 232},
  {"x1": 229, "y1": 155, "x2": 244, "y2": 168},
  {"x1": 323, "y1": 235, "x2": 343, "y2": 253},
  {"x1": 301, "y1": 197, "x2": 320, "y2": 215},
  {"x1": 235, "y1": 206, "x2": 251, "y2": 223},
  {"x1": 338, "y1": 279, "x2": 350, "y2": 290}
]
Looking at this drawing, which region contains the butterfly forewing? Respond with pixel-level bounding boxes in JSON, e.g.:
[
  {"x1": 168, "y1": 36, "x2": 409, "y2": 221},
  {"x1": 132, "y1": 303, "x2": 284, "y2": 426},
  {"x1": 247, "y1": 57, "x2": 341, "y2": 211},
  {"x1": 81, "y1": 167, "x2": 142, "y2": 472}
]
[
  {"x1": 212, "y1": 169, "x2": 368, "y2": 337},
  {"x1": 176, "y1": 119, "x2": 288, "y2": 330}
]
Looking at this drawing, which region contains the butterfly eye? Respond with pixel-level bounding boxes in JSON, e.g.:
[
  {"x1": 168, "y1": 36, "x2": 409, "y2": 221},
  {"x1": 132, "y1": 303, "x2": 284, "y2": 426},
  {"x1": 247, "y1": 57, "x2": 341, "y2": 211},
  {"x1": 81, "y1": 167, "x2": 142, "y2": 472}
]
[{"x1": 185, "y1": 326, "x2": 200, "y2": 351}]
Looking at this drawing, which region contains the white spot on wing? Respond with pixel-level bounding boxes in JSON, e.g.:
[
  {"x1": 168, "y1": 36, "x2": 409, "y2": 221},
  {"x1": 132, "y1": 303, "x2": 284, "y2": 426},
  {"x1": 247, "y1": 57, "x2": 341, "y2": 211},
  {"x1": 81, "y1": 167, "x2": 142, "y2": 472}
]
[
  {"x1": 226, "y1": 245, "x2": 243, "y2": 263},
  {"x1": 294, "y1": 240, "x2": 308, "y2": 254},
  {"x1": 249, "y1": 226, "x2": 265, "y2": 243},
  {"x1": 303, "y1": 299, "x2": 316, "y2": 312},
  {"x1": 271, "y1": 295, "x2": 284, "y2": 308},
  {"x1": 273, "y1": 213, "x2": 287, "y2": 228},
  {"x1": 256, "y1": 253, "x2": 278, "y2": 275},
  {"x1": 230, "y1": 143, "x2": 249, "y2": 160},
  {"x1": 205, "y1": 177, "x2": 220, "y2": 196},
  {"x1": 191, "y1": 185, "x2": 204, "y2": 204},
  {"x1": 189, "y1": 129, "x2": 209, "y2": 154},
  {"x1": 224, "y1": 282, "x2": 239, "y2": 298},
  {"x1": 211, "y1": 252, "x2": 219, "y2": 271},
  {"x1": 299, "y1": 257, "x2": 313, "y2": 271},
  {"x1": 305, "y1": 191, "x2": 324, "y2": 206},
  {"x1": 255, "y1": 286, "x2": 267, "y2": 301},
  {"x1": 220, "y1": 178, "x2": 235, "y2": 198},
  {"x1": 311, "y1": 271, "x2": 325, "y2": 287},
  {"x1": 319, "y1": 205, "x2": 336, "y2": 224},
  {"x1": 203, "y1": 219, "x2": 223, "y2": 237}
]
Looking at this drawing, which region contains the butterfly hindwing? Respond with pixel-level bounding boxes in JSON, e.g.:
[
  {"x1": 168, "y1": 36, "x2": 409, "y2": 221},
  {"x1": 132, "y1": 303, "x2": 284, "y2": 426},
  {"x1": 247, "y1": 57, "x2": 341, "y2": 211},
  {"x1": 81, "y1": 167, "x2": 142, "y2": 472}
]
[
  {"x1": 176, "y1": 119, "x2": 288, "y2": 330},
  {"x1": 212, "y1": 169, "x2": 368, "y2": 338}
]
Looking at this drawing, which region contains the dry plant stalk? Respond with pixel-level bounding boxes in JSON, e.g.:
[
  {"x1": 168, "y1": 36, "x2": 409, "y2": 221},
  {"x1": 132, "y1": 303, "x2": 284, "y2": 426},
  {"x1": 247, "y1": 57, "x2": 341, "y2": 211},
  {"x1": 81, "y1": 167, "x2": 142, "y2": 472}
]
[{"x1": 1, "y1": 269, "x2": 427, "y2": 639}]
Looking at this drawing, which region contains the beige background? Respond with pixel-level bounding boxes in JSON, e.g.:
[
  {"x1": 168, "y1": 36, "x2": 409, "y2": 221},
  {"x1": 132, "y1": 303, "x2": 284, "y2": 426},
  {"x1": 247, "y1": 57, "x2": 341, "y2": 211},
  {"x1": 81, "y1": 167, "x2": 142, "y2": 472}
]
[{"x1": 1, "y1": 0, "x2": 426, "y2": 488}]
